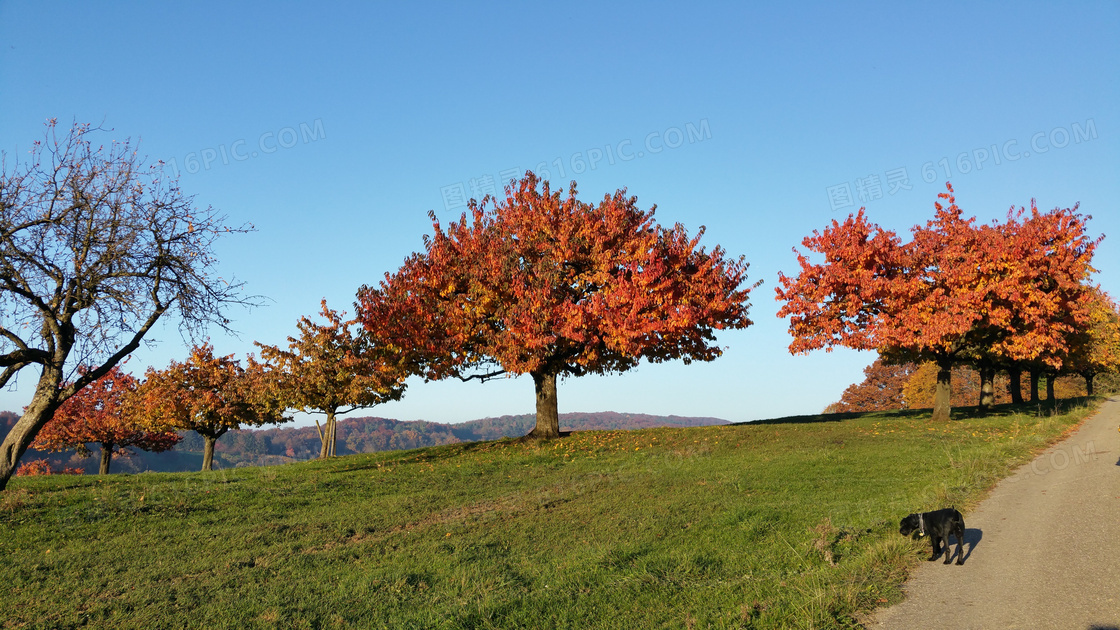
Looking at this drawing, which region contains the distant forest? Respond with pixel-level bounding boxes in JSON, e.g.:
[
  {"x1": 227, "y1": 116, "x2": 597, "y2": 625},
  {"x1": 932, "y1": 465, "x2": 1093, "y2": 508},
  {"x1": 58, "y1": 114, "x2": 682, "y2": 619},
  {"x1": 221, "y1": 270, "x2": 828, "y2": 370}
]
[{"x1": 1, "y1": 411, "x2": 727, "y2": 474}]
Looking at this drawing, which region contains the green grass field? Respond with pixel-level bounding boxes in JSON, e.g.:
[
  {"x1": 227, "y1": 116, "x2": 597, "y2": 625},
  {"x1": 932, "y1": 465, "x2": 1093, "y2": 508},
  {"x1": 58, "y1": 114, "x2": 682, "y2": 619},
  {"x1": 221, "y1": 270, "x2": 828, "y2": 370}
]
[{"x1": 0, "y1": 399, "x2": 1100, "y2": 629}]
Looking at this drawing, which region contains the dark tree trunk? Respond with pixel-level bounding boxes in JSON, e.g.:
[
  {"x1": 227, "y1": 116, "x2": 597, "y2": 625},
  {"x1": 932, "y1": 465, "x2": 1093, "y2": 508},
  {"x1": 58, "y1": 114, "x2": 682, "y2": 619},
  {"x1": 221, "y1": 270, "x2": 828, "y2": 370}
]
[
  {"x1": 1084, "y1": 372, "x2": 1094, "y2": 397},
  {"x1": 1046, "y1": 373, "x2": 1056, "y2": 401},
  {"x1": 201, "y1": 432, "x2": 225, "y2": 471},
  {"x1": 0, "y1": 366, "x2": 64, "y2": 490},
  {"x1": 932, "y1": 360, "x2": 952, "y2": 422},
  {"x1": 977, "y1": 365, "x2": 995, "y2": 413},
  {"x1": 1008, "y1": 368, "x2": 1023, "y2": 404},
  {"x1": 99, "y1": 444, "x2": 113, "y2": 475},
  {"x1": 526, "y1": 371, "x2": 560, "y2": 439},
  {"x1": 1029, "y1": 369, "x2": 1040, "y2": 403}
]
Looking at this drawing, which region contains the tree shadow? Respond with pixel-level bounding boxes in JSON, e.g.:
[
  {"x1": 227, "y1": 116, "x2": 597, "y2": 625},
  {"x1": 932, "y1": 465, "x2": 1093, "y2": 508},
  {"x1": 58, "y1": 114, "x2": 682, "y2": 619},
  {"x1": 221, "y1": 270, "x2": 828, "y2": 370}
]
[
  {"x1": 731, "y1": 395, "x2": 1101, "y2": 428},
  {"x1": 732, "y1": 408, "x2": 930, "y2": 427}
]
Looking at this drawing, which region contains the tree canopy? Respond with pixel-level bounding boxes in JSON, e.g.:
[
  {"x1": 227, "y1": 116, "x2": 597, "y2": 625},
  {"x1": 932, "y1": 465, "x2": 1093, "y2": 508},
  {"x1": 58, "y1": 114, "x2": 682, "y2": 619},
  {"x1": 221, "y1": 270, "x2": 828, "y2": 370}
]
[
  {"x1": 357, "y1": 172, "x2": 755, "y2": 438},
  {"x1": 777, "y1": 184, "x2": 1098, "y2": 420},
  {"x1": 254, "y1": 300, "x2": 409, "y2": 458},
  {"x1": 32, "y1": 366, "x2": 180, "y2": 474},
  {"x1": 129, "y1": 343, "x2": 288, "y2": 471}
]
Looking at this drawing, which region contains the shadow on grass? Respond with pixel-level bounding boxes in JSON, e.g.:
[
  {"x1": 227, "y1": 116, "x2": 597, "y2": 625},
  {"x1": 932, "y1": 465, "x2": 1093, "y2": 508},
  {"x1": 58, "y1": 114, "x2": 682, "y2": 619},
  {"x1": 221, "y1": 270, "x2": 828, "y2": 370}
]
[
  {"x1": 732, "y1": 396, "x2": 1101, "y2": 427},
  {"x1": 735, "y1": 408, "x2": 928, "y2": 427}
]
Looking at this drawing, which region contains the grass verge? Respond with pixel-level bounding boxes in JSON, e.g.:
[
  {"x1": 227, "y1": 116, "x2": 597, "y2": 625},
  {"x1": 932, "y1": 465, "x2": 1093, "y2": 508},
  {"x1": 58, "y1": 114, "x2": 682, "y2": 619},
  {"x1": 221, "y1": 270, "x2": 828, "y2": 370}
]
[{"x1": 0, "y1": 398, "x2": 1102, "y2": 629}]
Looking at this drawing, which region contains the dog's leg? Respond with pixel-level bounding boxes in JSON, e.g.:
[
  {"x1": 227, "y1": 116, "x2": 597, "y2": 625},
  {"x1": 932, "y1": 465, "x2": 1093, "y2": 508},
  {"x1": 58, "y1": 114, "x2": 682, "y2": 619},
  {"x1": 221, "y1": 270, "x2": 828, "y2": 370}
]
[
  {"x1": 942, "y1": 533, "x2": 953, "y2": 564},
  {"x1": 929, "y1": 535, "x2": 942, "y2": 561},
  {"x1": 954, "y1": 519, "x2": 966, "y2": 565}
]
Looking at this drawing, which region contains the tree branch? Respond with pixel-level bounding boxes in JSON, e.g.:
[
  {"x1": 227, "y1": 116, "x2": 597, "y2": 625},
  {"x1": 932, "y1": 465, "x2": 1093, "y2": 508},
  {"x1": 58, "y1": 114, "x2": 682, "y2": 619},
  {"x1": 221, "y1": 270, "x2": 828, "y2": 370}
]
[{"x1": 457, "y1": 368, "x2": 507, "y2": 383}]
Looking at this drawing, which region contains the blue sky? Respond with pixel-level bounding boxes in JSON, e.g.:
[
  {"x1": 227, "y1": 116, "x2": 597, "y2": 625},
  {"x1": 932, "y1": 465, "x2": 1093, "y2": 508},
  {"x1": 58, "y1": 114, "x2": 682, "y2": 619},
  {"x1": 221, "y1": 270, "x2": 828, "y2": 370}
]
[{"x1": 1, "y1": 1, "x2": 1118, "y2": 426}]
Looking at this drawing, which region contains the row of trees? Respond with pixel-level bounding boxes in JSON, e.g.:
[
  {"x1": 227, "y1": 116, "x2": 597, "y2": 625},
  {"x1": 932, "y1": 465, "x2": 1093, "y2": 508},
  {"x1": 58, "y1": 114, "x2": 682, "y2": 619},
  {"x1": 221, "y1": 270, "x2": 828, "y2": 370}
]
[
  {"x1": 31, "y1": 302, "x2": 413, "y2": 473},
  {"x1": 2, "y1": 120, "x2": 1109, "y2": 485},
  {"x1": 35, "y1": 172, "x2": 755, "y2": 471},
  {"x1": 824, "y1": 357, "x2": 1108, "y2": 414},
  {"x1": 776, "y1": 184, "x2": 1109, "y2": 420},
  {"x1": 8, "y1": 152, "x2": 751, "y2": 477},
  {"x1": 29, "y1": 347, "x2": 286, "y2": 473}
]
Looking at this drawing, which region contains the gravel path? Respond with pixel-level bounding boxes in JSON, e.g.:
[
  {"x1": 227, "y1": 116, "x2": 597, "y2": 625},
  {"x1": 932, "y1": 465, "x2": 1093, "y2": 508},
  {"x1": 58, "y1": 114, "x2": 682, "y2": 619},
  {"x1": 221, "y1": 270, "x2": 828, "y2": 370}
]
[{"x1": 867, "y1": 397, "x2": 1120, "y2": 630}]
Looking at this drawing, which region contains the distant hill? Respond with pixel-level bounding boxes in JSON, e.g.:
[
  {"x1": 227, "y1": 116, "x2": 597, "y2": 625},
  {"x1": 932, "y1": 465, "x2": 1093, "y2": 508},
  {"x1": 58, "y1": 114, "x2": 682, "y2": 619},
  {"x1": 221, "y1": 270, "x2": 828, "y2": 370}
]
[{"x1": 1, "y1": 410, "x2": 727, "y2": 474}]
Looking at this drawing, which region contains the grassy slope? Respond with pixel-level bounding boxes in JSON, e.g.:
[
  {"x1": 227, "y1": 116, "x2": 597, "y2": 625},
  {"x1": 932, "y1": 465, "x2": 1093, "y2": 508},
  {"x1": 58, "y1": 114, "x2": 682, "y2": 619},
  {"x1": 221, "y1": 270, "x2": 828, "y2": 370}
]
[{"x1": 0, "y1": 399, "x2": 1100, "y2": 629}]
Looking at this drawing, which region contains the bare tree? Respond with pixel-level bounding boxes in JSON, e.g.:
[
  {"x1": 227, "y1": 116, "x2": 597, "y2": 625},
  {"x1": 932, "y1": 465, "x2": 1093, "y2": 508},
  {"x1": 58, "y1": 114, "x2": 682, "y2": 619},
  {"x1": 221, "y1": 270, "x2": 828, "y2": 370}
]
[{"x1": 0, "y1": 120, "x2": 254, "y2": 489}]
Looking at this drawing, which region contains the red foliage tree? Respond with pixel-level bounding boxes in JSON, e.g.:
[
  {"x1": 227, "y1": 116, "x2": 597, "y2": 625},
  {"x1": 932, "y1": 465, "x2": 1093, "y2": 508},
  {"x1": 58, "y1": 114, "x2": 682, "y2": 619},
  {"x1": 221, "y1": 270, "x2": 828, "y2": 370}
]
[
  {"x1": 14, "y1": 460, "x2": 53, "y2": 476},
  {"x1": 777, "y1": 184, "x2": 1097, "y2": 421},
  {"x1": 129, "y1": 344, "x2": 289, "y2": 470},
  {"x1": 357, "y1": 172, "x2": 755, "y2": 438},
  {"x1": 824, "y1": 358, "x2": 915, "y2": 413},
  {"x1": 32, "y1": 367, "x2": 180, "y2": 474},
  {"x1": 14, "y1": 460, "x2": 84, "y2": 476}
]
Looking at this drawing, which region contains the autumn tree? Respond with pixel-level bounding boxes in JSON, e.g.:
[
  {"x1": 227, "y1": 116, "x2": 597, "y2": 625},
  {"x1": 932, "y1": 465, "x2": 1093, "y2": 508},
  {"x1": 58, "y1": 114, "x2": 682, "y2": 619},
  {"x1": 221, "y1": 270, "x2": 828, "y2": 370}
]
[
  {"x1": 129, "y1": 344, "x2": 288, "y2": 471},
  {"x1": 777, "y1": 184, "x2": 1097, "y2": 421},
  {"x1": 254, "y1": 300, "x2": 408, "y2": 458},
  {"x1": 31, "y1": 366, "x2": 179, "y2": 474},
  {"x1": 980, "y1": 201, "x2": 1099, "y2": 403},
  {"x1": 776, "y1": 187, "x2": 980, "y2": 421},
  {"x1": 824, "y1": 357, "x2": 915, "y2": 413},
  {"x1": 0, "y1": 121, "x2": 253, "y2": 489},
  {"x1": 357, "y1": 172, "x2": 755, "y2": 439},
  {"x1": 902, "y1": 362, "x2": 996, "y2": 410},
  {"x1": 1064, "y1": 287, "x2": 1120, "y2": 395}
]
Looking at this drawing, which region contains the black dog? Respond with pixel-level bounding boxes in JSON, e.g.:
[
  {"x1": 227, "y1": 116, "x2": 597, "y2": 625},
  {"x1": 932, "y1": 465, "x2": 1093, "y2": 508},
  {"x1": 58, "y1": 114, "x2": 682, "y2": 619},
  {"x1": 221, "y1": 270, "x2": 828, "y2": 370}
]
[{"x1": 899, "y1": 508, "x2": 966, "y2": 565}]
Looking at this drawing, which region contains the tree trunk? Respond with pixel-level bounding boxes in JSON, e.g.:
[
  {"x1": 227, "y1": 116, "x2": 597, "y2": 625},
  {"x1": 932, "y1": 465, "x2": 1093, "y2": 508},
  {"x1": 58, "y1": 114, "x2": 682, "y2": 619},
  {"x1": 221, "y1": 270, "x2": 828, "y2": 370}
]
[
  {"x1": 1008, "y1": 368, "x2": 1023, "y2": 404},
  {"x1": 931, "y1": 360, "x2": 952, "y2": 422},
  {"x1": 526, "y1": 371, "x2": 560, "y2": 439},
  {"x1": 1084, "y1": 372, "x2": 1094, "y2": 397},
  {"x1": 316, "y1": 419, "x2": 328, "y2": 458},
  {"x1": 202, "y1": 435, "x2": 218, "y2": 471},
  {"x1": 329, "y1": 413, "x2": 338, "y2": 457},
  {"x1": 977, "y1": 365, "x2": 995, "y2": 413},
  {"x1": 1029, "y1": 369, "x2": 1040, "y2": 403},
  {"x1": 0, "y1": 367, "x2": 65, "y2": 490},
  {"x1": 317, "y1": 409, "x2": 338, "y2": 458},
  {"x1": 99, "y1": 444, "x2": 113, "y2": 475},
  {"x1": 1046, "y1": 373, "x2": 1055, "y2": 401}
]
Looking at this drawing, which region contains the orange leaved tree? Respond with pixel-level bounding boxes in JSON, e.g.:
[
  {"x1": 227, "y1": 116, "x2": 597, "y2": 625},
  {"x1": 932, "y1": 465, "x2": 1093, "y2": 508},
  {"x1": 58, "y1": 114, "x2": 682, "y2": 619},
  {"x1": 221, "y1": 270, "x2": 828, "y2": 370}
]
[
  {"x1": 824, "y1": 357, "x2": 916, "y2": 413},
  {"x1": 32, "y1": 366, "x2": 180, "y2": 474},
  {"x1": 1065, "y1": 287, "x2": 1120, "y2": 395},
  {"x1": 777, "y1": 184, "x2": 1097, "y2": 421},
  {"x1": 985, "y1": 200, "x2": 1100, "y2": 378},
  {"x1": 357, "y1": 172, "x2": 755, "y2": 439},
  {"x1": 254, "y1": 300, "x2": 408, "y2": 458},
  {"x1": 129, "y1": 344, "x2": 288, "y2": 470}
]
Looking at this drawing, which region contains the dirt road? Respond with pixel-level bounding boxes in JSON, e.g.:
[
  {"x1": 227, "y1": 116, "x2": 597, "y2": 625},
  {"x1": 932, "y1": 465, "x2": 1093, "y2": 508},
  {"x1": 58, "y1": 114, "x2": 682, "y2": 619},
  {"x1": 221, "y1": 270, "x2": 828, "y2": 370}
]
[{"x1": 868, "y1": 398, "x2": 1120, "y2": 630}]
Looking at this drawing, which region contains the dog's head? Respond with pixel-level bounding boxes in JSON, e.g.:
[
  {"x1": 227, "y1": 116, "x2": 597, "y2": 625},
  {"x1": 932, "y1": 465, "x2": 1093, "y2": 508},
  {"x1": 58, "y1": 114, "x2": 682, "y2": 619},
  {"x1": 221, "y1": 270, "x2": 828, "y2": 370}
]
[{"x1": 899, "y1": 513, "x2": 921, "y2": 536}]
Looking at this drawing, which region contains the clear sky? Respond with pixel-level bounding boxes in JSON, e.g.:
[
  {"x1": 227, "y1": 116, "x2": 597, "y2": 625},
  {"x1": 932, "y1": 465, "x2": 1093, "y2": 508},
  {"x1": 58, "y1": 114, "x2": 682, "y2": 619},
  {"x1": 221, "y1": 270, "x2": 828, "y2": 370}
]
[{"x1": 1, "y1": 1, "x2": 1118, "y2": 426}]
